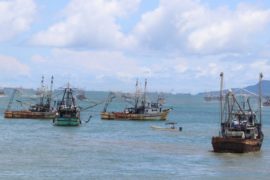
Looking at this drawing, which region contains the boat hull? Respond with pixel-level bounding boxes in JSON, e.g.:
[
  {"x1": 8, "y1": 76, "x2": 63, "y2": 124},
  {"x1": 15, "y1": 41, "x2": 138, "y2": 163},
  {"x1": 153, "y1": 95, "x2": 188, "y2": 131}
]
[
  {"x1": 150, "y1": 125, "x2": 181, "y2": 131},
  {"x1": 53, "y1": 117, "x2": 81, "y2": 126},
  {"x1": 101, "y1": 110, "x2": 170, "y2": 121},
  {"x1": 212, "y1": 136, "x2": 263, "y2": 153},
  {"x1": 4, "y1": 111, "x2": 56, "y2": 119}
]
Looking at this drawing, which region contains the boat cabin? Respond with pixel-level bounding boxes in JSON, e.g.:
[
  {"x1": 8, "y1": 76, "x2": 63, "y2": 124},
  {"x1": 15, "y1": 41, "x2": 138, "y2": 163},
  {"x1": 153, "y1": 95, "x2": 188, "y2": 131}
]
[{"x1": 56, "y1": 105, "x2": 79, "y2": 118}]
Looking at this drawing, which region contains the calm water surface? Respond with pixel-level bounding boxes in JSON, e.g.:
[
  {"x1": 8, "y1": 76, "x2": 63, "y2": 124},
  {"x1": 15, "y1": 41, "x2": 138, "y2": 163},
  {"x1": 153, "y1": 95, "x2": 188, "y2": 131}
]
[{"x1": 0, "y1": 93, "x2": 269, "y2": 179}]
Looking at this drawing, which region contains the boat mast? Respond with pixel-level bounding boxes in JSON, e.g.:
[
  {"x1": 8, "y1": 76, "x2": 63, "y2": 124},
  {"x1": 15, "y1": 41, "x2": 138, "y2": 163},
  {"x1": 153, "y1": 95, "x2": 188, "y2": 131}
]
[
  {"x1": 220, "y1": 72, "x2": 224, "y2": 124},
  {"x1": 143, "y1": 78, "x2": 147, "y2": 108},
  {"x1": 259, "y1": 73, "x2": 263, "y2": 125},
  {"x1": 50, "y1": 76, "x2": 54, "y2": 95},
  {"x1": 67, "y1": 83, "x2": 71, "y2": 107},
  {"x1": 40, "y1": 75, "x2": 45, "y2": 106},
  {"x1": 64, "y1": 83, "x2": 75, "y2": 107},
  {"x1": 61, "y1": 83, "x2": 68, "y2": 106},
  {"x1": 71, "y1": 88, "x2": 75, "y2": 107},
  {"x1": 135, "y1": 79, "x2": 139, "y2": 110},
  {"x1": 47, "y1": 75, "x2": 54, "y2": 109}
]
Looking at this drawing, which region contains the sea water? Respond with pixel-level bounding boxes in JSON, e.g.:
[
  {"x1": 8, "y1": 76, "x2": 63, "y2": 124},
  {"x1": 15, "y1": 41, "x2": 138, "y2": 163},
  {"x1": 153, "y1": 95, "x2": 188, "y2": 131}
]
[{"x1": 0, "y1": 92, "x2": 269, "y2": 179}]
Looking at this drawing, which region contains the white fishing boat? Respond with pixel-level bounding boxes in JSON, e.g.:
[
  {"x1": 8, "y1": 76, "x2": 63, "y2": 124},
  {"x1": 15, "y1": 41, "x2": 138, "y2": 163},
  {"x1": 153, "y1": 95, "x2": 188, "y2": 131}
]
[{"x1": 151, "y1": 122, "x2": 182, "y2": 132}]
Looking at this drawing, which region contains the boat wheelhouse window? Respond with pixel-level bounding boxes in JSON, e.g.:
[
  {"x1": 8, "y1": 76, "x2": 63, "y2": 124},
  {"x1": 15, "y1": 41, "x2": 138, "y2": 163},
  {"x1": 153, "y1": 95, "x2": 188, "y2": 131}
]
[
  {"x1": 248, "y1": 114, "x2": 256, "y2": 124},
  {"x1": 232, "y1": 120, "x2": 239, "y2": 126},
  {"x1": 151, "y1": 103, "x2": 159, "y2": 108}
]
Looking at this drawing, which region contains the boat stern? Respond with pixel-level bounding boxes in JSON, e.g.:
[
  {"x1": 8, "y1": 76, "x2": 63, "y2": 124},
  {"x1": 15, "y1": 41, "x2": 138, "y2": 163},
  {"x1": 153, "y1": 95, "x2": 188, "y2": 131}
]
[{"x1": 212, "y1": 136, "x2": 263, "y2": 153}]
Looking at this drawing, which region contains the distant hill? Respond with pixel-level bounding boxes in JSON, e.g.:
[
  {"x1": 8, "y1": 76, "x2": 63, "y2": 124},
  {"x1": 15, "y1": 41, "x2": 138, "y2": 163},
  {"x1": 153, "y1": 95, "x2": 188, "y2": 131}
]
[
  {"x1": 198, "y1": 80, "x2": 270, "y2": 96},
  {"x1": 244, "y1": 80, "x2": 270, "y2": 96}
]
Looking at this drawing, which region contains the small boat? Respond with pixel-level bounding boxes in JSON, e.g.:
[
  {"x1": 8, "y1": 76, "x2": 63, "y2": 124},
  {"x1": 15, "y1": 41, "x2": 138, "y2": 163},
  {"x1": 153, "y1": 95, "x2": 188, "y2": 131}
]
[
  {"x1": 151, "y1": 122, "x2": 182, "y2": 132},
  {"x1": 0, "y1": 88, "x2": 5, "y2": 97},
  {"x1": 76, "y1": 89, "x2": 87, "y2": 100},
  {"x1": 212, "y1": 73, "x2": 264, "y2": 153},
  {"x1": 204, "y1": 91, "x2": 224, "y2": 102},
  {"x1": 4, "y1": 76, "x2": 56, "y2": 119},
  {"x1": 204, "y1": 93, "x2": 220, "y2": 102},
  {"x1": 53, "y1": 84, "x2": 81, "y2": 126},
  {"x1": 263, "y1": 97, "x2": 270, "y2": 106},
  {"x1": 101, "y1": 79, "x2": 171, "y2": 121}
]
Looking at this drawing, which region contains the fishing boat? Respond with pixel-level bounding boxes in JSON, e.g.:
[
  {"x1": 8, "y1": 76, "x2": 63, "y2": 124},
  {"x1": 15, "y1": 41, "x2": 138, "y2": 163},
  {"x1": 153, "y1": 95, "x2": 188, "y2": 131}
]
[
  {"x1": 151, "y1": 122, "x2": 182, "y2": 131},
  {"x1": 76, "y1": 89, "x2": 87, "y2": 100},
  {"x1": 204, "y1": 91, "x2": 224, "y2": 102},
  {"x1": 263, "y1": 97, "x2": 270, "y2": 106},
  {"x1": 0, "y1": 88, "x2": 5, "y2": 97},
  {"x1": 212, "y1": 73, "x2": 264, "y2": 153},
  {"x1": 4, "y1": 76, "x2": 56, "y2": 119},
  {"x1": 53, "y1": 84, "x2": 81, "y2": 126},
  {"x1": 101, "y1": 79, "x2": 171, "y2": 121}
]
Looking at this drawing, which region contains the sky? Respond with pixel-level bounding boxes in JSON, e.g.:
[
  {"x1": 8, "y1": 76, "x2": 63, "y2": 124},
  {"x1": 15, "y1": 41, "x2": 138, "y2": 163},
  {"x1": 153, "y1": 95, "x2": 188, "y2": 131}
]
[{"x1": 0, "y1": 0, "x2": 270, "y2": 94}]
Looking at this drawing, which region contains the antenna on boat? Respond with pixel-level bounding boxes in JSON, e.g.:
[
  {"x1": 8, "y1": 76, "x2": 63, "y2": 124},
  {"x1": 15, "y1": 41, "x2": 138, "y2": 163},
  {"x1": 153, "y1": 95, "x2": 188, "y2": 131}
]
[
  {"x1": 220, "y1": 72, "x2": 224, "y2": 125},
  {"x1": 41, "y1": 75, "x2": 44, "y2": 89},
  {"x1": 259, "y1": 73, "x2": 263, "y2": 126},
  {"x1": 50, "y1": 76, "x2": 54, "y2": 93}
]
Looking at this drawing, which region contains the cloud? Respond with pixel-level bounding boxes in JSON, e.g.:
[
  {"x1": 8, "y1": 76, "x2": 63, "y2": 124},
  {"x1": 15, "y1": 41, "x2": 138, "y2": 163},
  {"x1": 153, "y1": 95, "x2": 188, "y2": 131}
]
[
  {"x1": 250, "y1": 60, "x2": 270, "y2": 73},
  {"x1": 0, "y1": 0, "x2": 36, "y2": 42},
  {"x1": 7, "y1": 47, "x2": 268, "y2": 93},
  {"x1": 29, "y1": 49, "x2": 149, "y2": 87},
  {"x1": 31, "y1": 54, "x2": 47, "y2": 63},
  {"x1": 187, "y1": 4, "x2": 270, "y2": 53},
  {"x1": 31, "y1": 0, "x2": 140, "y2": 49},
  {"x1": 17, "y1": 0, "x2": 270, "y2": 93},
  {"x1": 0, "y1": 55, "x2": 30, "y2": 76},
  {"x1": 137, "y1": 52, "x2": 269, "y2": 93},
  {"x1": 133, "y1": 0, "x2": 270, "y2": 54},
  {"x1": 30, "y1": 0, "x2": 270, "y2": 55}
]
